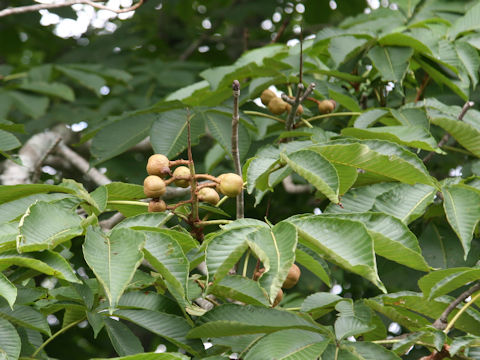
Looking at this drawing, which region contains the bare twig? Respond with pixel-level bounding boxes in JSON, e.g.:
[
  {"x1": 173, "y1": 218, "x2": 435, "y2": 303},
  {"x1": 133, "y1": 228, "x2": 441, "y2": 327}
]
[
  {"x1": 271, "y1": 17, "x2": 291, "y2": 43},
  {"x1": 433, "y1": 281, "x2": 480, "y2": 330},
  {"x1": 299, "y1": 83, "x2": 316, "y2": 103},
  {"x1": 285, "y1": 83, "x2": 304, "y2": 131},
  {"x1": 282, "y1": 175, "x2": 312, "y2": 194},
  {"x1": 415, "y1": 74, "x2": 430, "y2": 103},
  {"x1": 0, "y1": 0, "x2": 144, "y2": 18},
  {"x1": 423, "y1": 101, "x2": 475, "y2": 163},
  {"x1": 232, "y1": 80, "x2": 244, "y2": 219}
]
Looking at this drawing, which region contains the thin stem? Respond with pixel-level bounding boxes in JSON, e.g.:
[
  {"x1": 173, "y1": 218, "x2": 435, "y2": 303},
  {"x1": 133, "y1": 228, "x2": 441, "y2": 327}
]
[
  {"x1": 285, "y1": 83, "x2": 303, "y2": 131},
  {"x1": 196, "y1": 182, "x2": 217, "y2": 191},
  {"x1": 195, "y1": 174, "x2": 219, "y2": 182},
  {"x1": 187, "y1": 115, "x2": 199, "y2": 224},
  {"x1": 32, "y1": 318, "x2": 85, "y2": 358},
  {"x1": 108, "y1": 200, "x2": 148, "y2": 207},
  {"x1": 372, "y1": 339, "x2": 401, "y2": 344},
  {"x1": 166, "y1": 199, "x2": 193, "y2": 211},
  {"x1": 169, "y1": 159, "x2": 190, "y2": 167},
  {"x1": 441, "y1": 145, "x2": 473, "y2": 156},
  {"x1": 334, "y1": 344, "x2": 339, "y2": 360},
  {"x1": 299, "y1": 112, "x2": 361, "y2": 125},
  {"x1": 300, "y1": 119, "x2": 313, "y2": 128},
  {"x1": 195, "y1": 219, "x2": 232, "y2": 226},
  {"x1": 215, "y1": 195, "x2": 229, "y2": 208},
  {"x1": 433, "y1": 281, "x2": 480, "y2": 330},
  {"x1": 284, "y1": 307, "x2": 301, "y2": 311},
  {"x1": 242, "y1": 250, "x2": 250, "y2": 277},
  {"x1": 243, "y1": 111, "x2": 285, "y2": 123},
  {"x1": 232, "y1": 80, "x2": 244, "y2": 219},
  {"x1": 444, "y1": 290, "x2": 480, "y2": 333}
]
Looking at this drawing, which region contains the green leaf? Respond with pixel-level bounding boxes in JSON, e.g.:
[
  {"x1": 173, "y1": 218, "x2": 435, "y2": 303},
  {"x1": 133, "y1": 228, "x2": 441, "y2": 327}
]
[
  {"x1": 83, "y1": 227, "x2": 145, "y2": 312},
  {"x1": 320, "y1": 213, "x2": 429, "y2": 271},
  {"x1": 295, "y1": 245, "x2": 331, "y2": 287},
  {"x1": 0, "y1": 250, "x2": 79, "y2": 283},
  {"x1": 106, "y1": 182, "x2": 145, "y2": 201},
  {"x1": 287, "y1": 216, "x2": 385, "y2": 292},
  {"x1": 115, "y1": 309, "x2": 203, "y2": 355},
  {"x1": 150, "y1": 109, "x2": 205, "y2": 159},
  {"x1": 334, "y1": 300, "x2": 374, "y2": 340},
  {"x1": 354, "y1": 109, "x2": 389, "y2": 128},
  {"x1": 448, "y1": 2, "x2": 480, "y2": 39},
  {"x1": 0, "y1": 130, "x2": 21, "y2": 152},
  {"x1": 8, "y1": 91, "x2": 49, "y2": 118},
  {"x1": 419, "y1": 267, "x2": 480, "y2": 300},
  {"x1": 104, "y1": 317, "x2": 144, "y2": 356},
  {"x1": 203, "y1": 109, "x2": 250, "y2": 160},
  {"x1": 328, "y1": 89, "x2": 361, "y2": 112},
  {"x1": 244, "y1": 145, "x2": 280, "y2": 193},
  {"x1": 0, "y1": 273, "x2": 16, "y2": 309},
  {"x1": 206, "y1": 225, "x2": 263, "y2": 284},
  {"x1": 310, "y1": 140, "x2": 436, "y2": 187},
  {"x1": 368, "y1": 46, "x2": 413, "y2": 82},
  {"x1": 0, "y1": 184, "x2": 74, "y2": 204},
  {"x1": 142, "y1": 230, "x2": 189, "y2": 308},
  {"x1": 430, "y1": 117, "x2": 480, "y2": 158},
  {"x1": 301, "y1": 292, "x2": 343, "y2": 319},
  {"x1": 455, "y1": 41, "x2": 480, "y2": 88},
  {"x1": 18, "y1": 82, "x2": 75, "y2": 101},
  {"x1": 329, "y1": 36, "x2": 368, "y2": 67},
  {"x1": 343, "y1": 342, "x2": 401, "y2": 360},
  {"x1": 342, "y1": 126, "x2": 438, "y2": 151},
  {"x1": 91, "y1": 113, "x2": 156, "y2": 164},
  {"x1": 0, "y1": 318, "x2": 20, "y2": 360},
  {"x1": 17, "y1": 201, "x2": 84, "y2": 252},
  {"x1": 244, "y1": 329, "x2": 328, "y2": 360},
  {"x1": 0, "y1": 305, "x2": 51, "y2": 335},
  {"x1": 372, "y1": 183, "x2": 436, "y2": 224},
  {"x1": 114, "y1": 212, "x2": 171, "y2": 230},
  {"x1": 118, "y1": 291, "x2": 181, "y2": 315},
  {"x1": 208, "y1": 275, "x2": 269, "y2": 306},
  {"x1": 188, "y1": 304, "x2": 325, "y2": 338},
  {"x1": 247, "y1": 222, "x2": 298, "y2": 303},
  {"x1": 378, "y1": 33, "x2": 432, "y2": 54},
  {"x1": 281, "y1": 150, "x2": 339, "y2": 203},
  {"x1": 92, "y1": 352, "x2": 190, "y2": 360},
  {"x1": 442, "y1": 185, "x2": 480, "y2": 258},
  {"x1": 56, "y1": 65, "x2": 106, "y2": 95}
]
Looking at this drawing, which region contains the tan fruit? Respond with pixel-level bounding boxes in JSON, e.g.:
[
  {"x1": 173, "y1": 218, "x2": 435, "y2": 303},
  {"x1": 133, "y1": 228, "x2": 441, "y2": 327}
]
[
  {"x1": 148, "y1": 199, "x2": 167, "y2": 212},
  {"x1": 272, "y1": 289, "x2": 283, "y2": 307},
  {"x1": 318, "y1": 99, "x2": 336, "y2": 114},
  {"x1": 282, "y1": 263, "x2": 301, "y2": 289},
  {"x1": 286, "y1": 103, "x2": 304, "y2": 116},
  {"x1": 146, "y1": 154, "x2": 170, "y2": 178},
  {"x1": 197, "y1": 187, "x2": 220, "y2": 205},
  {"x1": 268, "y1": 97, "x2": 288, "y2": 115},
  {"x1": 253, "y1": 268, "x2": 265, "y2": 281},
  {"x1": 143, "y1": 175, "x2": 166, "y2": 198},
  {"x1": 260, "y1": 89, "x2": 277, "y2": 106},
  {"x1": 218, "y1": 173, "x2": 243, "y2": 197},
  {"x1": 173, "y1": 166, "x2": 191, "y2": 188}
]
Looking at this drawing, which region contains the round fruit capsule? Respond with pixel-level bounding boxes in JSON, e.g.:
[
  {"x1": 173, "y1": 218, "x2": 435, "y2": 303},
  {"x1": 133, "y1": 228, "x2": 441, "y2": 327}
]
[
  {"x1": 268, "y1": 97, "x2": 288, "y2": 115},
  {"x1": 173, "y1": 166, "x2": 191, "y2": 188},
  {"x1": 260, "y1": 89, "x2": 276, "y2": 106},
  {"x1": 143, "y1": 175, "x2": 166, "y2": 198},
  {"x1": 318, "y1": 99, "x2": 336, "y2": 114},
  {"x1": 282, "y1": 263, "x2": 301, "y2": 289},
  {"x1": 218, "y1": 173, "x2": 243, "y2": 197},
  {"x1": 146, "y1": 154, "x2": 170, "y2": 178},
  {"x1": 272, "y1": 289, "x2": 283, "y2": 307},
  {"x1": 148, "y1": 199, "x2": 167, "y2": 212},
  {"x1": 197, "y1": 187, "x2": 220, "y2": 205}
]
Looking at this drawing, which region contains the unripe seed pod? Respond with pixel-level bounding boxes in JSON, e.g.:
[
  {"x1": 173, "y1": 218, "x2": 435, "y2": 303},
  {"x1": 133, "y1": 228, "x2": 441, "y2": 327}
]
[
  {"x1": 143, "y1": 175, "x2": 167, "y2": 198},
  {"x1": 146, "y1": 154, "x2": 170, "y2": 178},
  {"x1": 218, "y1": 173, "x2": 244, "y2": 197},
  {"x1": 272, "y1": 289, "x2": 283, "y2": 307},
  {"x1": 148, "y1": 199, "x2": 167, "y2": 212},
  {"x1": 318, "y1": 99, "x2": 336, "y2": 114},
  {"x1": 260, "y1": 89, "x2": 277, "y2": 106},
  {"x1": 198, "y1": 187, "x2": 220, "y2": 205},
  {"x1": 253, "y1": 267, "x2": 265, "y2": 281},
  {"x1": 282, "y1": 263, "x2": 301, "y2": 289},
  {"x1": 173, "y1": 166, "x2": 191, "y2": 188},
  {"x1": 268, "y1": 97, "x2": 288, "y2": 115}
]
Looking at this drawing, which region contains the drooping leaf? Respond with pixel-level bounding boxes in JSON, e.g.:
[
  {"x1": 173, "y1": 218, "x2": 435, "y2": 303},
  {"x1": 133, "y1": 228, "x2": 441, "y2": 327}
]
[
  {"x1": 115, "y1": 309, "x2": 203, "y2": 355},
  {"x1": 442, "y1": 185, "x2": 480, "y2": 258},
  {"x1": 18, "y1": 81, "x2": 75, "y2": 101},
  {"x1": 0, "y1": 273, "x2": 16, "y2": 308},
  {"x1": 448, "y1": 2, "x2": 480, "y2": 39},
  {"x1": 301, "y1": 292, "x2": 343, "y2": 319},
  {"x1": 0, "y1": 305, "x2": 51, "y2": 335},
  {"x1": 419, "y1": 267, "x2": 480, "y2": 300},
  {"x1": 83, "y1": 227, "x2": 145, "y2": 311},
  {"x1": 368, "y1": 46, "x2": 413, "y2": 82},
  {"x1": 208, "y1": 275, "x2": 269, "y2": 307},
  {"x1": 92, "y1": 352, "x2": 190, "y2": 360},
  {"x1": 295, "y1": 244, "x2": 331, "y2": 287},
  {"x1": 0, "y1": 318, "x2": 20, "y2": 360},
  {"x1": 104, "y1": 317, "x2": 144, "y2": 357},
  {"x1": 0, "y1": 130, "x2": 20, "y2": 152},
  {"x1": 244, "y1": 329, "x2": 328, "y2": 360},
  {"x1": 114, "y1": 212, "x2": 172, "y2": 230},
  {"x1": 17, "y1": 201, "x2": 84, "y2": 252},
  {"x1": 334, "y1": 300, "x2": 374, "y2": 340},
  {"x1": 431, "y1": 117, "x2": 480, "y2": 158}
]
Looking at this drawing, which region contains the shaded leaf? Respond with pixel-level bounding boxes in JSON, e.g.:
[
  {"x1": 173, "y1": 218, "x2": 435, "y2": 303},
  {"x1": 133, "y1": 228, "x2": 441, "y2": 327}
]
[{"x1": 104, "y1": 317, "x2": 144, "y2": 356}]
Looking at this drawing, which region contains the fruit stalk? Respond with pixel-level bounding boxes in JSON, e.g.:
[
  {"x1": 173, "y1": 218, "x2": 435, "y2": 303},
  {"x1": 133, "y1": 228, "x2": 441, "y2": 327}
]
[
  {"x1": 232, "y1": 80, "x2": 244, "y2": 219},
  {"x1": 186, "y1": 114, "x2": 200, "y2": 226}
]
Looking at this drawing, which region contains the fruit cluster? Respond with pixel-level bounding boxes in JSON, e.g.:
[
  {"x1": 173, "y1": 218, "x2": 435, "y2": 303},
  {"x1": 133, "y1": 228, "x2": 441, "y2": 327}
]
[
  {"x1": 255, "y1": 263, "x2": 301, "y2": 307},
  {"x1": 260, "y1": 89, "x2": 303, "y2": 116},
  {"x1": 143, "y1": 154, "x2": 244, "y2": 212}
]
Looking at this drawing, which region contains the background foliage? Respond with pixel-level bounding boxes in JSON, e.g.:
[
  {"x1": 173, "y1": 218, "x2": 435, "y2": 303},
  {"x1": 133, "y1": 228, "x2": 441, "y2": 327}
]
[{"x1": 1, "y1": 0, "x2": 480, "y2": 359}]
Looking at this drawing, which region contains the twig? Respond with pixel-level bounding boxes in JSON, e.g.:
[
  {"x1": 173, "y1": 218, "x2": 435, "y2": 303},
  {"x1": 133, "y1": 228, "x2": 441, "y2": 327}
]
[
  {"x1": 271, "y1": 17, "x2": 291, "y2": 43},
  {"x1": 195, "y1": 219, "x2": 232, "y2": 226},
  {"x1": 99, "y1": 212, "x2": 125, "y2": 230},
  {"x1": 293, "y1": 112, "x2": 361, "y2": 128},
  {"x1": 423, "y1": 101, "x2": 475, "y2": 163},
  {"x1": 433, "y1": 281, "x2": 480, "y2": 330},
  {"x1": 186, "y1": 114, "x2": 199, "y2": 224},
  {"x1": 285, "y1": 83, "x2": 304, "y2": 131},
  {"x1": 415, "y1": 74, "x2": 430, "y2": 103},
  {"x1": 243, "y1": 111, "x2": 285, "y2": 123},
  {"x1": 444, "y1": 291, "x2": 480, "y2": 333},
  {"x1": 282, "y1": 175, "x2": 311, "y2": 194},
  {"x1": 299, "y1": 83, "x2": 316, "y2": 103},
  {"x1": 0, "y1": 0, "x2": 144, "y2": 18},
  {"x1": 232, "y1": 80, "x2": 244, "y2": 219}
]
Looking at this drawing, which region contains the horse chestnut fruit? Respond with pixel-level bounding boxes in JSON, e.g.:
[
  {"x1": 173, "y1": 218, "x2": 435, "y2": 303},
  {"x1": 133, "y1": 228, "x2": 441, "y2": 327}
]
[
  {"x1": 268, "y1": 97, "x2": 288, "y2": 115},
  {"x1": 318, "y1": 99, "x2": 336, "y2": 114},
  {"x1": 143, "y1": 175, "x2": 166, "y2": 198},
  {"x1": 260, "y1": 89, "x2": 276, "y2": 106},
  {"x1": 173, "y1": 166, "x2": 191, "y2": 188},
  {"x1": 146, "y1": 154, "x2": 170, "y2": 178},
  {"x1": 217, "y1": 173, "x2": 243, "y2": 197},
  {"x1": 148, "y1": 199, "x2": 167, "y2": 212},
  {"x1": 282, "y1": 263, "x2": 301, "y2": 289},
  {"x1": 272, "y1": 289, "x2": 283, "y2": 307},
  {"x1": 197, "y1": 187, "x2": 220, "y2": 205}
]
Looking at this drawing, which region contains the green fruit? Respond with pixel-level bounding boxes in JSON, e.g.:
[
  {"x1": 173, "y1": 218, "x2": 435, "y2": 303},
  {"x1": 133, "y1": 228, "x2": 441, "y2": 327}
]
[
  {"x1": 267, "y1": 97, "x2": 288, "y2": 115},
  {"x1": 282, "y1": 263, "x2": 301, "y2": 289},
  {"x1": 198, "y1": 187, "x2": 220, "y2": 205},
  {"x1": 260, "y1": 89, "x2": 276, "y2": 106},
  {"x1": 173, "y1": 166, "x2": 191, "y2": 188},
  {"x1": 318, "y1": 99, "x2": 336, "y2": 114},
  {"x1": 146, "y1": 154, "x2": 170, "y2": 178},
  {"x1": 148, "y1": 199, "x2": 167, "y2": 212},
  {"x1": 218, "y1": 173, "x2": 243, "y2": 197},
  {"x1": 143, "y1": 175, "x2": 166, "y2": 198}
]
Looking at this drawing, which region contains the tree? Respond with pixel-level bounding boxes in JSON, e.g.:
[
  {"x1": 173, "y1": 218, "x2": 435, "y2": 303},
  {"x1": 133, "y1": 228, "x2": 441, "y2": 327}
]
[{"x1": 1, "y1": 0, "x2": 480, "y2": 359}]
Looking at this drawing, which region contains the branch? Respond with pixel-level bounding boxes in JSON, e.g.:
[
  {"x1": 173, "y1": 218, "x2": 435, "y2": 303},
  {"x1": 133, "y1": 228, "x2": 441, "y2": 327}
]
[
  {"x1": 0, "y1": 0, "x2": 144, "y2": 18},
  {"x1": 232, "y1": 80, "x2": 244, "y2": 219},
  {"x1": 284, "y1": 83, "x2": 303, "y2": 131},
  {"x1": 282, "y1": 175, "x2": 311, "y2": 194},
  {"x1": 433, "y1": 281, "x2": 480, "y2": 330},
  {"x1": 423, "y1": 101, "x2": 475, "y2": 163}
]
